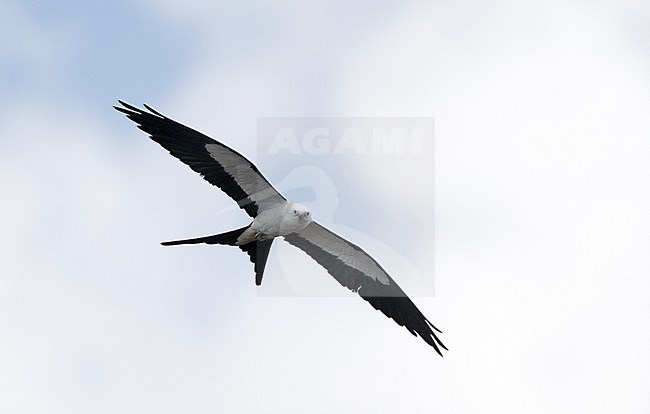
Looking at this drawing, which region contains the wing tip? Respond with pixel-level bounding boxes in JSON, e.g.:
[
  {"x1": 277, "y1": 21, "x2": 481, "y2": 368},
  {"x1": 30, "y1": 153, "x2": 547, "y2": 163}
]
[
  {"x1": 114, "y1": 99, "x2": 137, "y2": 112},
  {"x1": 424, "y1": 319, "x2": 448, "y2": 355},
  {"x1": 425, "y1": 334, "x2": 447, "y2": 357},
  {"x1": 114, "y1": 100, "x2": 164, "y2": 119}
]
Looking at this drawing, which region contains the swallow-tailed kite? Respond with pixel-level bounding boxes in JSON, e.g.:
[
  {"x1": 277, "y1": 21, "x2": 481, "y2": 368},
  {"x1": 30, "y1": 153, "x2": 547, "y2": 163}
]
[{"x1": 115, "y1": 101, "x2": 447, "y2": 355}]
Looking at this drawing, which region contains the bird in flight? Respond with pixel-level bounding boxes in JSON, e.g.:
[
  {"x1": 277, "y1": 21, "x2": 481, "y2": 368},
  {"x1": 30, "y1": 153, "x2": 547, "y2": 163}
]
[{"x1": 115, "y1": 101, "x2": 447, "y2": 355}]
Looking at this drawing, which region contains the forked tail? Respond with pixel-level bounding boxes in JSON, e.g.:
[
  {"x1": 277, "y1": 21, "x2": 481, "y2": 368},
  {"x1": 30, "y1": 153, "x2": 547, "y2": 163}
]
[{"x1": 161, "y1": 225, "x2": 273, "y2": 285}]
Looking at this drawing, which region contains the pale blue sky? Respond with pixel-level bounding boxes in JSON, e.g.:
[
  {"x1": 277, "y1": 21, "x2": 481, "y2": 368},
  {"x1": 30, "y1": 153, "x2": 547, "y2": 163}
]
[{"x1": 2, "y1": 1, "x2": 650, "y2": 413}]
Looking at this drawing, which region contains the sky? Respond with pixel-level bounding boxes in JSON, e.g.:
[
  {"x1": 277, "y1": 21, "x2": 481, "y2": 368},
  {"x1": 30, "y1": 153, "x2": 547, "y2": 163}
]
[{"x1": 2, "y1": 0, "x2": 650, "y2": 412}]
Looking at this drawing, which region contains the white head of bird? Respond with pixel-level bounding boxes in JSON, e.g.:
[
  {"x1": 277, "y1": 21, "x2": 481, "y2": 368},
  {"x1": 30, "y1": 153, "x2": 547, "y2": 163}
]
[{"x1": 289, "y1": 202, "x2": 312, "y2": 227}]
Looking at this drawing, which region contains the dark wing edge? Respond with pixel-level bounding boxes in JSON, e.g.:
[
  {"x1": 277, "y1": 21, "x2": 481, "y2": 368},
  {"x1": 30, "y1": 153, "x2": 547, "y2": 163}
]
[
  {"x1": 114, "y1": 100, "x2": 285, "y2": 217},
  {"x1": 284, "y1": 222, "x2": 447, "y2": 356}
]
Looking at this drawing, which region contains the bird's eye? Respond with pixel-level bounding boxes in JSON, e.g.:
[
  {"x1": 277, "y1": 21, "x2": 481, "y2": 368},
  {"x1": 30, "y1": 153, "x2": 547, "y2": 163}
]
[
  {"x1": 306, "y1": 212, "x2": 310, "y2": 216},
  {"x1": 293, "y1": 209, "x2": 297, "y2": 214}
]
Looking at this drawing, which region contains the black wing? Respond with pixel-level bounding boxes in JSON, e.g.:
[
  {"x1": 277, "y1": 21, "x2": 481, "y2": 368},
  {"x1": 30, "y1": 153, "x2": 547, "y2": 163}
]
[
  {"x1": 284, "y1": 222, "x2": 446, "y2": 355},
  {"x1": 115, "y1": 101, "x2": 285, "y2": 217}
]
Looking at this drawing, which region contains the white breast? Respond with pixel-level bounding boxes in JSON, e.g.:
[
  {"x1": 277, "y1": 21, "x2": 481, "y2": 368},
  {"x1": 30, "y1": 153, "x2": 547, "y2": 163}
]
[{"x1": 249, "y1": 201, "x2": 310, "y2": 238}]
